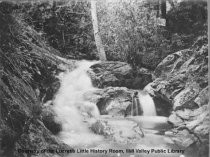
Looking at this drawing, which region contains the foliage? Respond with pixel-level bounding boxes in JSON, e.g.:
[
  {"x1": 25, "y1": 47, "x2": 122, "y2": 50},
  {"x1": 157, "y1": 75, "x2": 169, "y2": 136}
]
[
  {"x1": 165, "y1": 0, "x2": 207, "y2": 54},
  {"x1": 97, "y1": 0, "x2": 207, "y2": 69},
  {"x1": 0, "y1": 2, "x2": 63, "y2": 153},
  {"x1": 4, "y1": 0, "x2": 207, "y2": 70},
  {"x1": 167, "y1": 0, "x2": 207, "y2": 35},
  {"x1": 97, "y1": 0, "x2": 168, "y2": 68},
  {"x1": 15, "y1": 1, "x2": 98, "y2": 59}
]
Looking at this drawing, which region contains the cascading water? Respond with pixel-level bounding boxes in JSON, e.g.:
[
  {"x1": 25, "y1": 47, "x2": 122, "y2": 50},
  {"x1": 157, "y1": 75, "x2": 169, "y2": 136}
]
[
  {"x1": 53, "y1": 60, "x2": 103, "y2": 146},
  {"x1": 54, "y1": 60, "x2": 159, "y2": 144},
  {"x1": 138, "y1": 92, "x2": 156, "y2": 116},
  {"x1": 131, "y1": 91, "x2": 156, "y2": 116},
  {"x1": 129, "y1": 90, "x2": 171, "y2": 132},
  {"x1": 51, "y1": 60, "x2": 196, "y2": 157}
]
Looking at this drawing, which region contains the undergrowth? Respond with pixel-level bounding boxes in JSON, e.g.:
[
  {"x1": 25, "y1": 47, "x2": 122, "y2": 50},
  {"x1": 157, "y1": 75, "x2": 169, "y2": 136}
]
[{"x1": 0, "y1": 2, "x2": 64, "y2": 156}]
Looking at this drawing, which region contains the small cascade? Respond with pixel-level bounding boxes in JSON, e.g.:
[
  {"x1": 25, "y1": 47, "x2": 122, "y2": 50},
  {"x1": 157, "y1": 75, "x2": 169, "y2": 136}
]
[
  {"x1": 51, "y1": 60, "x2": 195, "y2": 157},
  {"x1": 53, "y1": 60, "x2": 102, "y2": 146},
  {"x1": 138, "y1": 92, "x2": 156, "y2": 116},
  {"x1": 131, "y1": 91, "x2": 156, "y2": 116},
  {"x1": 129, "y1": 91, "x2": 170, "y2": 131}
]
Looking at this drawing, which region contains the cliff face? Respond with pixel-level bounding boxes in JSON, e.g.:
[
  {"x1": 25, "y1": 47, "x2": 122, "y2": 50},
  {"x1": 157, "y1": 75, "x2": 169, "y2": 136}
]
[
  {"x1": 0, "y1": 3, "x2": 71, "y2": 157},
  {"x1": 145, "y1": 35, "x2": 209, "y2": 155}
]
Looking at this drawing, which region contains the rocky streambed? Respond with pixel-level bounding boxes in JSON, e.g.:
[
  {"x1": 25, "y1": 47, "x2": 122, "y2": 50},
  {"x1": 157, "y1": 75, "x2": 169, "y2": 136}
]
[
  {"x1": 41, "y1": 41, "x2": 207, "y2": 157},
  {"x1": 38, "y1": 36, "x2": 209, "y2": 157}
]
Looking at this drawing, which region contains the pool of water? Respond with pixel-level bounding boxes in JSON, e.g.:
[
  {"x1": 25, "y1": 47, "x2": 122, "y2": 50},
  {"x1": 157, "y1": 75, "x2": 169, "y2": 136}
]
[
  {"x1": 52, "y1": 60, "x2": 198, "y2": 157},
  {"x1": 62, "y1": 116, "x2": 198, "y2": 157}
]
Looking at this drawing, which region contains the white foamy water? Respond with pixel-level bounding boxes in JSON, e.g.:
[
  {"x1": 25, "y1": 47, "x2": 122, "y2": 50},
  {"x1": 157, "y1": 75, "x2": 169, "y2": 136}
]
[
  {"x1": 52, "y1": 60, "x2": 197, "y2": 157},
  {"x1": 53, "y1": 60, "x2": 103, "y2": 146},
  {"x1": 53, "y1": 60, "x2": 160, "y2": 148},
  {"x1": 138, "y1": 92, "x2": 156, "y2": 116}
]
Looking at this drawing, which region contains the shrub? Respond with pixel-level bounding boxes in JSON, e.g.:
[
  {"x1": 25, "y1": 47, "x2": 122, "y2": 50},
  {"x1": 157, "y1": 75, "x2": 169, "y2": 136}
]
[
  {"x1": 167, "y1": 0, "x2": 207, "y2": 35},
  {"x1": 97, "y1": 0, "x2": 172, "y2": 68},
  {"x1": 15, "y1": 1, "x2": 97, "y2": 59}
]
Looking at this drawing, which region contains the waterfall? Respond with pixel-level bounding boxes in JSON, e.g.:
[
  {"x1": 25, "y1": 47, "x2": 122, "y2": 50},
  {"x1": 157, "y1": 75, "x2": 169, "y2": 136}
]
[
  {"x1": 131, "y1": 91, "x2": 156, "y2": 116},
  {"x1": 53, "y1": 60, "x2": 102, "y2": 146},
  {"x1": 138, "y1": 92, "x2": 156, "y2": 116},
  {"x1": 128, "y1": 91, "x2": 171, "y2": 131}
]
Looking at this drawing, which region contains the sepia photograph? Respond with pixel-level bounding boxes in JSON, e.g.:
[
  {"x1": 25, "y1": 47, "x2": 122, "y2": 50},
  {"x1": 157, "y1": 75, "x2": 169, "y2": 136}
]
[{"x1": 0, "y1": 0, "x2": 209, "y2": 157}]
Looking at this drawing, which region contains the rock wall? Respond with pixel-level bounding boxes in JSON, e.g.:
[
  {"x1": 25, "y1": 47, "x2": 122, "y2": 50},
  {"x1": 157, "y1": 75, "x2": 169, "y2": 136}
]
[
  {"x1": 145, "y1": 35, "x2": 209, "y2": 154},
  {"x1": 0, "y1": 4, "x2": 73, "y2": 157}
]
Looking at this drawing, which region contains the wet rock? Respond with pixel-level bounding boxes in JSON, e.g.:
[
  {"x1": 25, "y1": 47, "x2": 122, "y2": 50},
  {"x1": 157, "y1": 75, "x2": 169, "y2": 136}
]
[
  {"x1": 152, "y1": 95, "x2": 172, "y2": 116},
  {"x1": 91, "y1": 120, "x2": 113, "y2": 137},
  {"x1": 88, "y1": 61, "x2": 152, "y2": 89},
  {"x1": 84, "y1": 87, "x2": 155, "y2": 117},
  {"x1": 96, "y1": 88, "x2": 132, "y2": 116},
  {"x1": 84, "y1": 87, "x2": 133, "y2": 116},
  {"x1": 144, "y1": 83, "x2": 173, "y2": 116},
  {"x1": 91, "y1": 116, "x2": 143, "y2": 143}
]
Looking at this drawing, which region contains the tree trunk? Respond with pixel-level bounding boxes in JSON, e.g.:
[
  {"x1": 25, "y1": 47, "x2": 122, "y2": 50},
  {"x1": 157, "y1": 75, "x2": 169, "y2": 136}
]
[
  {"x1": 90, "y1": 0, "x2": 106, "y2": 61},
  {"x1": 161, "y1": 0, "x2": 166, "y2": 19}
]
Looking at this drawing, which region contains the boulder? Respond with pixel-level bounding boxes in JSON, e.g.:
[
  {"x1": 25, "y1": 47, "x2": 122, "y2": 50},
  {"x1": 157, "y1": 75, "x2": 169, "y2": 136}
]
[
  {"x1": 168, "y1": 112, "x2": 184, "y2": 127},
  {"x1": 194, "y1": 87, "x2": 209, "y2": 107},
  {"x1": 173, "y1": 84, "x2": 200, "y2": 110},
  {"x1": 169, "y1": 105, "x2": 209, "y2": 147},
  {"x1": 146, "y1": 43, "x2": 208, "y2": 112},
  {"x1": 84, "y1": 87, "x2": 133, "y2": 116},
  {"x1": 88, "y1": 61, "x2": 152, "y2": 89},
  {"x1": 84, "y1": 87, "x2": 157, "y2": 117},
  {"x1": 91, "y1": 119, "x2": 114, "y2": 137},
  {"x1": 90, "y1": 116, "x2": 144, "y2": 143},
  {"x1": 171, "y1": 130, "x2": 197, "y2": 148},
  {"x1": 154, "y1": 49, "x2": 193, "y2": 79}
]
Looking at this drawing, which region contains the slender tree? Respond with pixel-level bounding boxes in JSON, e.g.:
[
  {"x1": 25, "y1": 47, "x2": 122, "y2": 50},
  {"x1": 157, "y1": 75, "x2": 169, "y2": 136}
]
[
  {"x1": 90, "y1": 0, "x2": 106, "y2": 61},
  {"x1": 161, "y1": 0, "x2": 166, "y2": 19}
]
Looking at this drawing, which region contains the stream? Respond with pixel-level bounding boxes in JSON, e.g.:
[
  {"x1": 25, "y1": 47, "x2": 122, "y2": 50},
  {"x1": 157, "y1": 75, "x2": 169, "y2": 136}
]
[{"x1": 53, "y1": 60, "x2": 198, "y2": 157}]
